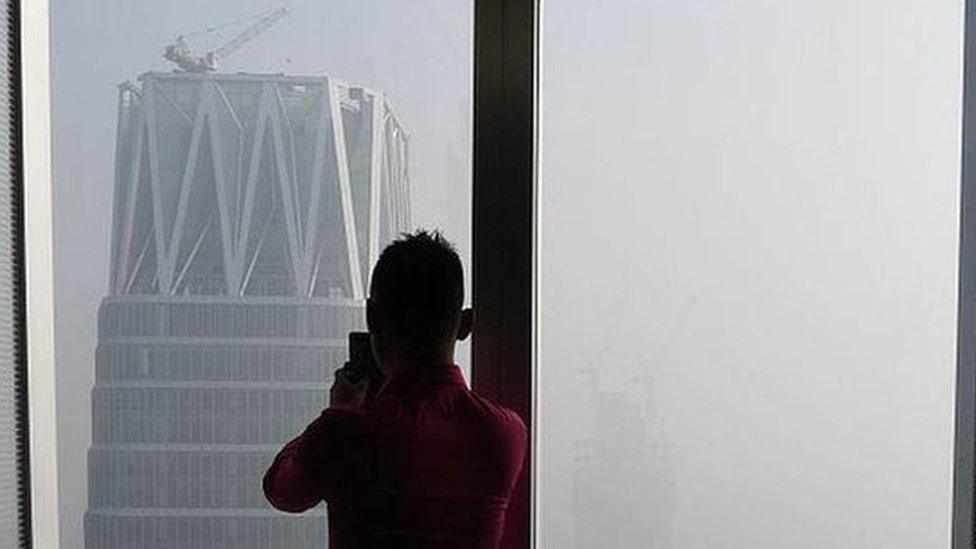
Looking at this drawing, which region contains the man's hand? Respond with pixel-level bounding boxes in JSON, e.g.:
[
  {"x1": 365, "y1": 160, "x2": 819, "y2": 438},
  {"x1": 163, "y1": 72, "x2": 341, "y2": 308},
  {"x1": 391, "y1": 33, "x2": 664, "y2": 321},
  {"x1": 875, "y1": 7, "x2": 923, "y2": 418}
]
[{"x1": 329, "y1": 367, "x2": 369, "y2": 408}]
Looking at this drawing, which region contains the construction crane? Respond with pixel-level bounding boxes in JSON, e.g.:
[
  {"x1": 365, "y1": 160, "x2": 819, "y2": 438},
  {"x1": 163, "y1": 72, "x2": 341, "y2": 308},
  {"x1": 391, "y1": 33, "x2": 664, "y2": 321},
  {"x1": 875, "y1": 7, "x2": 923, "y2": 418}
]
[{"x1": 163, "y1": 6, "x2": 290, "y2": 73}]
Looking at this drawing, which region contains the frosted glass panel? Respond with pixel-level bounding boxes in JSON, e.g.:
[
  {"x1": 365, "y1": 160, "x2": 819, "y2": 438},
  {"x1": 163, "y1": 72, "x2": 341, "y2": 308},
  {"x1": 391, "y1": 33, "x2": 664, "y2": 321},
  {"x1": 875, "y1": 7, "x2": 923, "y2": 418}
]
[
  {"x1": 50, "y1": 2, "x2": 472, "y2": 548},
  {"x1": 539, "y1": 1, "x2": 961, "y2": 547}
]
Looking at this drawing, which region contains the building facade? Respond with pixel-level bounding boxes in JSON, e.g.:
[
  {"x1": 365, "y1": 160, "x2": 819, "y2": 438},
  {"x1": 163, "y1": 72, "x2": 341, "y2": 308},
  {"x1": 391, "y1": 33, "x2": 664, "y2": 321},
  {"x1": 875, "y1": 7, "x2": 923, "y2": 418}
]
[{"x1": 84, "y1": 72, "x2": 409, "y2": 548}]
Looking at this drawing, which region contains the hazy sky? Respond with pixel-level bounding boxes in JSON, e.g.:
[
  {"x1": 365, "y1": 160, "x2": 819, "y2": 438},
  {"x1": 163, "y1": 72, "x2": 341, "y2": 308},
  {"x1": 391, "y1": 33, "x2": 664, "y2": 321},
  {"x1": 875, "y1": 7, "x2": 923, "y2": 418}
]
[
  {"x1": 540, "y1": 0, "x2": 962, "y2": 547},
  {"x1": 50, "y1": 2, "x2": 471, "y2": 547}
]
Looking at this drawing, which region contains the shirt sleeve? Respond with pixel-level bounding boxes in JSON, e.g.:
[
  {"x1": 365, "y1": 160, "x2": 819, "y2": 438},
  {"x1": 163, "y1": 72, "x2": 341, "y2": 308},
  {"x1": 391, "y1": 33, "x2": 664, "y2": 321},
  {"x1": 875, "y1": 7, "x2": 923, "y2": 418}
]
[{"x1": 263, "y1": 406, "x2": 366, "y2": 512}]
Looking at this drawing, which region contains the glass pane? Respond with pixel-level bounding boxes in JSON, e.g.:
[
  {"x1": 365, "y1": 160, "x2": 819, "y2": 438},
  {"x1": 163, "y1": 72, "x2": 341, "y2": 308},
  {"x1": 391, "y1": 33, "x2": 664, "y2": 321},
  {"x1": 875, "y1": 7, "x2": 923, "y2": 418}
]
[
  {"x1": 540, "y1": 1, "x2": 960, "y2": 547},
  {"x1": 49, "y1": 2, "x2": 472, "y2": 548}
]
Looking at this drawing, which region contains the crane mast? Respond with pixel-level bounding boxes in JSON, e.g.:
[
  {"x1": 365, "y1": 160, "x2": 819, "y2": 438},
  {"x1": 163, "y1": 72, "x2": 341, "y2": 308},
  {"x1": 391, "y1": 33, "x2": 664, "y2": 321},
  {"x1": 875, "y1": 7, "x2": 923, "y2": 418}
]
[{"x1": 163, "y1": 6, "x2": 290, "y2": 73}]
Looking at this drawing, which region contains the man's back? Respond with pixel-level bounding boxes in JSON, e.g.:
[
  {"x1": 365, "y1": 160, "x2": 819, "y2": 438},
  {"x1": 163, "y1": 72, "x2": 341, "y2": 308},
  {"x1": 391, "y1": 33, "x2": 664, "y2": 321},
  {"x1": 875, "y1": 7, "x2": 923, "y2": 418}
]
[{"x1": 263, "y1": 364, "x2": 526, "y2": 549}]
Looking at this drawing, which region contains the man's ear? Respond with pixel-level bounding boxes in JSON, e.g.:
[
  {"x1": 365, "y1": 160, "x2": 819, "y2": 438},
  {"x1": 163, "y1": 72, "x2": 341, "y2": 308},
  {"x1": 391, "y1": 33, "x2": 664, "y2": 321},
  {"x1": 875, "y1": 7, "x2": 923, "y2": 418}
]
[{"x1": 457, "y1": 308, "x2": 473, "y2": 341}]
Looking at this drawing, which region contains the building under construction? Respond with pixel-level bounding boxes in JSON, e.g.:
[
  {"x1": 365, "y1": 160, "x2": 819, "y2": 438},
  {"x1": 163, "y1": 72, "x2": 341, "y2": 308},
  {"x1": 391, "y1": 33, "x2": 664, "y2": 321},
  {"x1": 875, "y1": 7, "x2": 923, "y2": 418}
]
[{"x1": 83, "y1": 70, "x2": 410, "y2": 548}]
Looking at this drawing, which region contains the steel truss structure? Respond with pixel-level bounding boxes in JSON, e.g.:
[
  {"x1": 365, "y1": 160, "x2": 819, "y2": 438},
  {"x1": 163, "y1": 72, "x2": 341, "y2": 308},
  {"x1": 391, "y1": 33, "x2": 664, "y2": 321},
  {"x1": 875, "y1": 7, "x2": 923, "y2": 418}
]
[
  {"x1": 108, "y1": 72, "x2": 409, "y2": 300},
  {"x1": 84, "y1": 72, "x2": 411, "y2": 548}
]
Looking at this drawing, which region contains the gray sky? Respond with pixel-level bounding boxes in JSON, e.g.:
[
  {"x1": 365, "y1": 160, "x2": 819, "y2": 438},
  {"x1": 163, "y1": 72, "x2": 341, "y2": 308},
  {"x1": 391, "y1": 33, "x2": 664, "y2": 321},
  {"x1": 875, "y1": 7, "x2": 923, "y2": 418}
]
[
  {"x1": 50, "y1": 1, "x2": 471, "y2": 547},
  {"x1": 540, "y1": 0, "x2": 961, "y2": 547}
]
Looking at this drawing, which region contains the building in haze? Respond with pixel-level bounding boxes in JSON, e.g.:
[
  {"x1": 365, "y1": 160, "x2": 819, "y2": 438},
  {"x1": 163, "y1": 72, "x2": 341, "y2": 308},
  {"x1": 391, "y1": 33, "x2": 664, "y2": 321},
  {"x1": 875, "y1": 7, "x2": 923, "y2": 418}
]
[
  {"x1": 573, "y1": 368, "x2": 676, "y2": 548},
  {"x1": 84, "y1": 71, "x2": 410, "y2": 548}
]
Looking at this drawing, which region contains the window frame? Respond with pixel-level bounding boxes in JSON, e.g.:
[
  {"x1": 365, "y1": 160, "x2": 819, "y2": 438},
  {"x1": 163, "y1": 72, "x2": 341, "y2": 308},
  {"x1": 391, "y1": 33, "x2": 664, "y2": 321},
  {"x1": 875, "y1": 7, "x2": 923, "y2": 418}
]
[
  {"x1": 954, "y1": 1, "x2": 976, "y2": 547},
  {"x1": 4, "y1": 0, "x2": 33, "y2": 545},
  {"x1": 22, "y1": 0, "x2": 57, "y2": 547},
  {"x1": 471, "y1": 1, "x2": 540, "y2": 548}
]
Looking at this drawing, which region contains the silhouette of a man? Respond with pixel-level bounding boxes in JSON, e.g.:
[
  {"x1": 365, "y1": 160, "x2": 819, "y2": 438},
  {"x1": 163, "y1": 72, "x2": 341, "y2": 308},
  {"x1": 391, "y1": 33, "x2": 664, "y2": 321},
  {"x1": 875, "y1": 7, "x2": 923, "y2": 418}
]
[{"x1": 264, "y1": 230, "x2": 527, "y2": 548}]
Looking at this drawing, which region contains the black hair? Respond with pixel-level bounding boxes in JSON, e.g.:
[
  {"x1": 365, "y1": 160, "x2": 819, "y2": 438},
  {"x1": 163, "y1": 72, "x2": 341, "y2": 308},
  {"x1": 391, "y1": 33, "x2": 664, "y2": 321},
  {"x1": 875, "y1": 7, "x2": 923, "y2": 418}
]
[{"x1": 369, "y1": 230, "x2": 464, "y2": 345}]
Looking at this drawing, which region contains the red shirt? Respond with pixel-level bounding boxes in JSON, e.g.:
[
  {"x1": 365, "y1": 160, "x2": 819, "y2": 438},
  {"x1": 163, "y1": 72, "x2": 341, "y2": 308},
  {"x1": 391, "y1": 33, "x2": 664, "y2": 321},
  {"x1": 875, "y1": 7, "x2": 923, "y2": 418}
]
[{"x1": 263, "y1": 364, "x2": 527, "y2": 548}]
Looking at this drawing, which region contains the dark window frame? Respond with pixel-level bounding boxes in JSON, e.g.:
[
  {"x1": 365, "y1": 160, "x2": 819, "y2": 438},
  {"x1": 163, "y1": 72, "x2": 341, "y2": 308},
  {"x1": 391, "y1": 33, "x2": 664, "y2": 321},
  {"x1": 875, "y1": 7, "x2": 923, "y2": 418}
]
[
  {"x1": 955, "y1": 1, "x2": 976, "y2": 547},
  {"x1": 471, "y1": 1, "x2": 539, "y2": 548},
  {"x1": 6, "y1": 0, "x2": 32, "y2": 545}
]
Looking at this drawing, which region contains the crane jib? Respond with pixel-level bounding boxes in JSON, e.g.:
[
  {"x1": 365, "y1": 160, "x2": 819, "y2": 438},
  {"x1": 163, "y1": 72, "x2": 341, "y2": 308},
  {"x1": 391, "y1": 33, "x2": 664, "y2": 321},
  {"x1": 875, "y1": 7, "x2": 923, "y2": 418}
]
[{"x1": 163, "y1": 6, "x2": 290, "y2": 73}]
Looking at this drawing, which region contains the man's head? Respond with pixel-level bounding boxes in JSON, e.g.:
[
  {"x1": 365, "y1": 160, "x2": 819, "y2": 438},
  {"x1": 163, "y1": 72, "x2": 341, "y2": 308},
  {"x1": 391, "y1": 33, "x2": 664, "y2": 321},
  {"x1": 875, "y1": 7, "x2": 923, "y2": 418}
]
[{"x1": 367, "y1": 230, "x2": 472, "y2": 370}]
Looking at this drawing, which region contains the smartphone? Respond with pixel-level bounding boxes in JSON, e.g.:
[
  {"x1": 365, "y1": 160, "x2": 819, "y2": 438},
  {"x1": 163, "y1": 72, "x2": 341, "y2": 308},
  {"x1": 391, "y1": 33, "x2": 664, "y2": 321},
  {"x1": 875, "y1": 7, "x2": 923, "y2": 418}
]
[{"x1": 345, "y1": 331, "x2": 384, "y2": 399}]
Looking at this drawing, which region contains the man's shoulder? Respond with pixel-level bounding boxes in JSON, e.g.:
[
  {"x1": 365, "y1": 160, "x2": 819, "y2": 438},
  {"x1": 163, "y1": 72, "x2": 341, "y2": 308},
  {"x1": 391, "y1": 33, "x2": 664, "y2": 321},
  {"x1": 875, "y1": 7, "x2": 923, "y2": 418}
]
[
  {"x1": 466, "y1": 389, "x2": 527, "y2": 440},
  {"x1": 465, "y1": 390, "x2": 527, "y2": 476},
  {"x1": 363, "y1": 381, "x2": 526, "y2": 442}
]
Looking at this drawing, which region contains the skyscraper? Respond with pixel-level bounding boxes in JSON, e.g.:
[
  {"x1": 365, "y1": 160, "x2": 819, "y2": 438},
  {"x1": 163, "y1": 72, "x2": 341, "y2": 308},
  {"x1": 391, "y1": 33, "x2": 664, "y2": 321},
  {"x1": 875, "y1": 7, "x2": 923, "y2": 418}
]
[{"x1": 84, "y1": 71, "x2": 410, "y2": 548}]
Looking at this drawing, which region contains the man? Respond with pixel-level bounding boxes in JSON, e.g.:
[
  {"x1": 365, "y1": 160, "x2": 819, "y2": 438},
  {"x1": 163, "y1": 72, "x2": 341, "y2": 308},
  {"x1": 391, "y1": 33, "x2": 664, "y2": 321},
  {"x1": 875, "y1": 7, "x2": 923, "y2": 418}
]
[{"x1": 263, "y1": 230, "x2": 527, "y2": 548}]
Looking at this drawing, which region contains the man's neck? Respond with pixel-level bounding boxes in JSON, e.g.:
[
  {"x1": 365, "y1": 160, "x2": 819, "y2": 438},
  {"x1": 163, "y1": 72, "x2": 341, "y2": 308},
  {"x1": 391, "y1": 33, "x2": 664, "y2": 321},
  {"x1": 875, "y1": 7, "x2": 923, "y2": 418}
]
[{"x1": 385, "y1": 346, "x2": 456, "y2": 376}]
